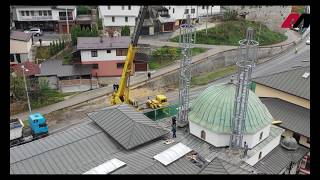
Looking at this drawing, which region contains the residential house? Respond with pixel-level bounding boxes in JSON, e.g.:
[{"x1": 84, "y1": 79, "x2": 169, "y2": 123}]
[
  {"x1": 252, "y1": 66, "x2": 310, "y2": 174},
  {"x1": 148, "y1": 6, "x2": 175, "y2": 33},
  {"x1": 11, "y1": 6, "x2": 77, "y2": 33},
  {"x1": 98, "y1": 6, "x2": 140, "y2": 36},
  {"x1": 76, "y1": 8, "x2": 98, "y2": 30},
  {"x1": 164, "y1": 6, "x2": 220, "y2": 28},
  {"x1": 133, "y1": 52, "x2": 149, "y2": 72},
  {"x1": 10, "y1": 31, "x2": 33, "y2": 64},
  {"x1": 35, "y1": 59, "x2": 98, "y2": 93}
]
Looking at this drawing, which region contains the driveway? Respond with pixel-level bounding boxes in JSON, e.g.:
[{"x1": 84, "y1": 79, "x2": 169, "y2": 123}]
[{"x1": 32, "y1": 32, "x2": 66, "y2": 46}]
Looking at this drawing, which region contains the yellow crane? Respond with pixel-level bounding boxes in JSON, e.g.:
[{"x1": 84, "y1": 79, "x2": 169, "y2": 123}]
[{"x1": 111, "y1": 6, "x2": 148, "y2": 106}]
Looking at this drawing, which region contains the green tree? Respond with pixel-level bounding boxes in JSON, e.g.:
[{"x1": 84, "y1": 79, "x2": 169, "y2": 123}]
[
  {"x1": 10, "y1": 71, "x2": 27, "y2": 101},
  {"x1": 49, "y1": 42, "x2": 54, "y2": 56},
  {"x1": 97, "y1": 18, "x2": 103, "y2": 30},
  {"x1": 77, "y1": 6, "x2": 90, "y2": 15},
  {"x1": 224, "y1": 10, "x2": 238, "y2": 21},
  {"x1": 58, "y1": 38, "x2": 62, "y2": 51},
  {"x1": 91, "y1": 25, "x2": 99, "y2": 36},
  {"x1": 121, "y1": 26, "x2": 130, "y2": 36}
]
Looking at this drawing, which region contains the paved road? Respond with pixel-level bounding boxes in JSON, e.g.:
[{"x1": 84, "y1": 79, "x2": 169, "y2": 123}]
[{"x1": 10, "y1": 30, "x2": 302, "y2": 121}]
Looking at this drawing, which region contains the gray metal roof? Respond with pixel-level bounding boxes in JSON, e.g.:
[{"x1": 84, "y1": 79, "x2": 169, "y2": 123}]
[
  {"x1": 252, "y1": 66, "x2": 310, "y2": 100},
  {"x1": 261, "y1": 97, "x2": 310, "y2": 137},
  {"x1": 87, "y1": 104, "x2": 169, "y2": 150},
  {"x1": 254, "y1": 144, "x2": 309, "y2": 174},
  {"x1": 36, "y1": 59, "x2": 92, "y2": 77},
  {"x1": 200, "y1": 157, "x2": 251, "y2": 174},
  {"x1": 10, "y1": 31, "x2": 32, "y2": 42},
  {"x1": 77, "y1": 36, "x2": 130, "y2": 50}
]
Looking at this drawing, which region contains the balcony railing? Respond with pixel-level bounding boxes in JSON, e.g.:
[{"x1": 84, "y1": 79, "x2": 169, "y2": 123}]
[
  {"x1": 19, "y1": 16, "x2": 53, "y2": 21},
  {"x1": 59, "y1": 16, "x2": 74, "y2": 21}
]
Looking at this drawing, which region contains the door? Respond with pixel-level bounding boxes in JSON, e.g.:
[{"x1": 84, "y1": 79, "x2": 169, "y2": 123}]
[
  {"x1": 135, "y1": 63, "x2": 147, "y2": 72},
  {"x1": 62, "y1": 25, "x2": 68, "y2": 33},
  {"x1": 164, "y1": 22, "x2": 173, "y2": 31}
]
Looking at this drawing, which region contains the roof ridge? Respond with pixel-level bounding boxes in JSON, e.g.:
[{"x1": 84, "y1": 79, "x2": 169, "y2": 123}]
[{"x1": 252, "y1": 65, "x2": 310, "y2": 80}]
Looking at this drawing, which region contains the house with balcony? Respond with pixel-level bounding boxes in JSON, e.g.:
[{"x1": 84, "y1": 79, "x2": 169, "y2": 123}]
[
  {"x1": 11, "y1": 6, "x2": 77, "y2": 33},
  {"x1": 10, "y1": 31, "x2": 33, "y2": 64},
  {"x1": 98, "y1": 6, "x2": 140, "y2": 36},
  {"x1": 164, "y1": 6, "x2": 220, "y2": 28}
]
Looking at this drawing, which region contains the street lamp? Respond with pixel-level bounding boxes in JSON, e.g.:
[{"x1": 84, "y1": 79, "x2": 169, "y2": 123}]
[{"x1": 21, "y1": 65, "x2": 32, "y2": 114}]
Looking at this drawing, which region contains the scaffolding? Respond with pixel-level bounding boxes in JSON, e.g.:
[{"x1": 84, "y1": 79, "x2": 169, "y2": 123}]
[
  {"x1": 177, "y1": 15, "x2": 196, "y2": 127},
  {"x1": 229, "y1": 27, "x2": 259, "y2": 151}
]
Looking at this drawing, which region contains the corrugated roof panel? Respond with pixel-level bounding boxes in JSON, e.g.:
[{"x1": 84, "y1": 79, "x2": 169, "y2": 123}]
[
  {"x1": 153, "y1": 142, "x2": 192, "y2": 166},
  {"x1": 168, "y1": 157, "x2": 201, "y2": 174},
  {"x1": 84, "y1": 158, "x2": 126, "y2": 174}
]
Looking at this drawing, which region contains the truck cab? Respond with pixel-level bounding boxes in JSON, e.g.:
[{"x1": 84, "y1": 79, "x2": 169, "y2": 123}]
[{"x1": 28, "y1": 113, "x2": 48, "y2": 136}]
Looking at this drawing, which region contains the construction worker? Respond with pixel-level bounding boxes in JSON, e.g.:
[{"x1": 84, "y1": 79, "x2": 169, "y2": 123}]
[
  {"x1": 115, "y1": 82, "x2": 119, "y2": 91},
  {"x1": 147, "y1": 72, "x2": 151, "y2": 80},
  {"x1": 295, "y1": 47, "x2": 298, "y2": 54},
  {"x1": 243, "y1": 141, "x2": 248, "y2": 158},
  {"x1": 172, "y1": 116, "x2": 176, "y2": 126},
  {"x1": 172, "y1": 124, "x2": 176, "y2": 138}
]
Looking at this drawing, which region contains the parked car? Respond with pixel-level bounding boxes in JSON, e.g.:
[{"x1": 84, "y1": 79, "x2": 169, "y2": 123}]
[
  {"x1": 306, "y1": 38, "x2": 310, "y2": 45},
  {"x1": 24, "y1": 28, "x2": 42, "y2": 36}
]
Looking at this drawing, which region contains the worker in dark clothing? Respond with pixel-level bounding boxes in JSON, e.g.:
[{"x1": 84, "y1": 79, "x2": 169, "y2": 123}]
[
  {"x1": 114, "y1": 82, "x2": 119, "y2": 92},
  {"x1": 148, "y1": 72, "x2": 151, "y2": 79},
  {"x1": 243, "y1": 141, "x2": 248, "y2": 158},
  {"x1": 172, "y1": 124, "x2": 177, "y2": 138},
  {"x1": 172, "y1": 116, "x2": 176, "y2": 126},
  {"x1": 39, "y1": 38, "x2": 42, "y2": 47}
]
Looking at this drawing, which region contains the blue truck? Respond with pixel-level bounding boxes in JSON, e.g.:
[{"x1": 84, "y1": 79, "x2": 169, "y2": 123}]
[{"x1": 10, "y1": 113, "x2": 49, "y2": 147}]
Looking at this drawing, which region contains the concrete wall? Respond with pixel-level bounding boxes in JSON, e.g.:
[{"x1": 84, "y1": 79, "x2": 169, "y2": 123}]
[
  {"x1": 141, "y1": 42, "x2": 294, "y2": 91},
  {"x1": 102, "y1": 16, "x2": 136, "y2": 27},
  {"x1": 10, "y1": 39, "x2": 32, "y2": 54},
  {"x1": 189, "y1": 121, "x2": 271, "y2": 148},
  {"x1": 245, "y1": 132, "x2": 282, "y2": 166},
  {"x1": 255, "y1": 84, "x2": 310, "y2": 109},
  {"x1": 80, "y1": 49, "x2": 127, "y2": 62}
]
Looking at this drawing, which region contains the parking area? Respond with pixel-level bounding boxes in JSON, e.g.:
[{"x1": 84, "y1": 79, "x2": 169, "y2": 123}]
[{"x1": 33, "y1": 31, "x2": 65, "y2": 42}]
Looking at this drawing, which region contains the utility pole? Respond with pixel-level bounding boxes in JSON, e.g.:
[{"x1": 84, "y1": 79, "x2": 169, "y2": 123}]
[
  {"x1": 206, "y1": 6, "x2": 208, "y2": 36},
  {"x1": 21, "y1": 65, "x2": 32, "y2": 114},
  {"x1": 66, "y1": 8, "x2": 70, "y2": 35}
]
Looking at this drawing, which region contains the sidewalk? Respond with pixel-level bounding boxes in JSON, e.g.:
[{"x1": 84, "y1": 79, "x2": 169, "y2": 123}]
[{"x1": 10, "y1": 29, "x2": 301, "y2": 121}]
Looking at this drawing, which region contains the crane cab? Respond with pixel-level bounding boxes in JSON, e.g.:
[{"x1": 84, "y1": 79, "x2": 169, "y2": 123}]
[{"x1": 28, "y1": 113, "x2": 48, "y2": 136}]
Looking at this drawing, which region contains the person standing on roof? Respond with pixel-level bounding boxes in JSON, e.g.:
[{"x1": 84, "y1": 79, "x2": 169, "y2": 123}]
[
  {"x1": 243, "y1": 141, "x2": 248, "y2": 158},
  {"x1": 172, "y1": 123, "x2": 177, "y2": 138},
  {"x1": 147, "y1": 72, "x2": 151, "y2": 80}
]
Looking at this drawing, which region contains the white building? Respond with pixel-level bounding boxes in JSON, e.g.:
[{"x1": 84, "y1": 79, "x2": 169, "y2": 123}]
[
  {"x1": 98, "y1": 6, "x2": 140, "y2": 36},
  {"x1": 164, "y1": 5, "x2": 220, "y2": 27},
  {"x1": 188, "y1": 82, "x2": 285, "y2": 166},
  {"x1": 10, "y1": 31, "x2": 33, "y2": 64},
  {"x1": 12, "y1": 6, "x2": 77, "y2": 33}
]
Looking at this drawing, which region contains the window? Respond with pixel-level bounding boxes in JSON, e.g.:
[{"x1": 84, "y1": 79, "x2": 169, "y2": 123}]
[
  {"x1": 91, "y1": 50, "x2": 98, "y2": 57},
  {"x1": 307, "y1": 138, "x2": 310, "y2": 144},
  {"x1": 21, "y1": 11, "x2": 25, "y2": 16},
  {"x1": 128, "y1": 5, "x2": 131, "y2": 10},
  {"x1": 201, "y1": 130, "x2": 206, "y2": 140},
  {"x1": 184, "y1": 9, "x2": 189, "y2": 14},
  {"x1": 112, "y1": 16, "x2": 115, "y2": 22},
  {"x1": 125, "y1": 16, "x2": 128, "y2": 22},
  {"x1": 43, "y1": 10, "x2": 47, "y2": 16},
  {"x1": 10, "y1": 54, "x2": 15, "y2": 62},
  {"x1": 173, "y1": 8, "x2": 175, "y2": 14},
  {"x1": 258, "y1": 152, "x2": 262, "y2": 159},
  {"x1": 191, "y1": 8, "x2": 195, "y2": 14},
  {"x1": 48, "y1": 10, "x2": 52, "y2": 16},
  {"x1": 39, "y1": 123, "x2": 47, "y2": 128},
  {"x1": 108, "y1": 6, "x2": 111, "y2": 10},
  {"x1": 116, "y1": 49, "x2": 128, "y2": 56},
  {"x1": 169, "y1": 6, "x2": 171, "y2": 10},
  {"x1": 117, "y1": 63, "x2": 124, "y2": 69},
  {"x1": 122, "y1": 6, "x2": 124, "y2": 10},
  {"x1": 26, "y1": 11, "x2": 29, "y2": 16},
  {"x1": 293, "y1": 132, "x2": 300, "y2": 142},
  {"x1": 107, "y1": 50, "x2": 111, "y2": 53},
  {"x1": 30, "y1": 11, "x2": 34, "y2": 16},
  {"x1": 39, "y1": 10, "x2": 42, "y2": 16},
  {"x1": 259, "y1": 132, "x2": 263, "y2": 141},
  {"x1": 92, "y1": 64, "x2": 99, "y2": 69},
  {"x1": 16, "y1": 54, "x2": 21, "y2": 63}
]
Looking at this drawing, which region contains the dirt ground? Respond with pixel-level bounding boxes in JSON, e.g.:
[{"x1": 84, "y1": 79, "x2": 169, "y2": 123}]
[{"x1": 46, "y1": 86, "x2": 175, "y2": 134}]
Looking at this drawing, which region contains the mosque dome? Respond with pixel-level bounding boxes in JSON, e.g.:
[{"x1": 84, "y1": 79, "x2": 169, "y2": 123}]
[
  {"x1": 189, "y1": 82, "x2": 273, "y2": 134},
  {"x1": 281, "y1": 136, "x2": 298, "y2": 150}
]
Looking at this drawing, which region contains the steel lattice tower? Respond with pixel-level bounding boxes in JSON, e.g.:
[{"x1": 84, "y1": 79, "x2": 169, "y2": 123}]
[
  {"x1": 177, "y1": 15, "x2": 196, "y2": 126},
  {"x1": 229, "y1": 27, "x2": 259, "y2": 151}
]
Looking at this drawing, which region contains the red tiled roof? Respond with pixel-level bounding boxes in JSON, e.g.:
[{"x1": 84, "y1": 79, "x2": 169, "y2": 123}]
[{"x1": 11, "y1": 61, "x2": 40, "y2": 76}]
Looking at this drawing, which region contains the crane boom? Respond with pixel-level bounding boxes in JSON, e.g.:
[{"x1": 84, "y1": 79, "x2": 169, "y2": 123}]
[{"x1": 111, "y1": 6, "x2": 148, "y2": 105}]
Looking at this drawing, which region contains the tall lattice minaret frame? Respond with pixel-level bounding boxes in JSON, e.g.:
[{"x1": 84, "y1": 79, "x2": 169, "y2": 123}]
[
  {"x1": 229, "y1": 27, "x2": 259, "y2": 151},
  {"x1": 178, "y1": 15, "x2": 196, "y2": 126}
]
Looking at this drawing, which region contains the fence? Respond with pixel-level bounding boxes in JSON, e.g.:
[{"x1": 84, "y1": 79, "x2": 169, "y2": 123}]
[
  {"x1": 144, "y1": 104, "x2": 179, "y2": 121},
  {"x1": 59, "y1": 79, "x2": 99, "y2": 93}
]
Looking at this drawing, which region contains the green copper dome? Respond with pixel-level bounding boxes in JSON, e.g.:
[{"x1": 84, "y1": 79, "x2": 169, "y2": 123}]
[{"x1": 189, "y1": 83, "x2": 273, "y2": 134}]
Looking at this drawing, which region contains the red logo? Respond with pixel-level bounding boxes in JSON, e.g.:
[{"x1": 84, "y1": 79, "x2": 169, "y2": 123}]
[{"x1": 281, "y1": 13, "x2": 300, "y2": 28}]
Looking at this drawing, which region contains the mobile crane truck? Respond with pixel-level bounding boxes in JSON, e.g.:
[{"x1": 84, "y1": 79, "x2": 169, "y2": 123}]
[
  {"x1": 110, "y1": 6, "x2": 168, "y2": 108},
  {"x1": 10, "y1": 113, "x2": 49, "y2": 147}
]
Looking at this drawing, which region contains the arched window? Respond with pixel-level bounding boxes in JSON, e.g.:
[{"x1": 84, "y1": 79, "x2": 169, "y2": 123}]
[
  {"x1": 201, "y1": 130, "x2": 206, "y2": 140},
  {"x1": 258, "y1": 152, "x2": 262, "y2": 159},
  {"x1": 259, "y1": 132, "x2": 263, "y2": 141}
]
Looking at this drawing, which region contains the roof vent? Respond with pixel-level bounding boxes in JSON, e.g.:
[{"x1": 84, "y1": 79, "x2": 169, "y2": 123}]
[
  {"x1": 302, "y1": 72, "x2": 310, "y2": 78},
  {"x1": 100, "y1": 36, "x2": 103, "y2": 43},
  {"x1": 280, "y1": 137, "x2": 298, "y2": 151}
]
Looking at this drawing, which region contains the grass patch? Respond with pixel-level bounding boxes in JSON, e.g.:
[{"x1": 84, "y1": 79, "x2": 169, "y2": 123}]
[
  {"x1": 191, "y1": 65, "x2": 237, "y2": 86},
  {"x1": 36, "y1": 46, "x2": 51, "y2": 59},
  {"x1": 149, "y1": 47, "x2": 207, "y2": 70},
  {"x1": 170, "y1": 20, "x2": 287, "y2": 46}
]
